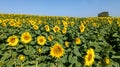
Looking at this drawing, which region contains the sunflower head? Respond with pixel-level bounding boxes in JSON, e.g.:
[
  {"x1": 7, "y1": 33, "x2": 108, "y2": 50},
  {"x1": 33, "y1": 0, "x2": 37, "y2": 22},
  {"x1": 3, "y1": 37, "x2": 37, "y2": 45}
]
[
  {"x1": 65, "y1": 41, "x2": 69, "y2": 47},
  {"x1": 33, "y1": 25, "x2": 39, "y2": 30},
  {"x1": 37, "y1": 36, "x2": 46, "y2": 46},
  {"x1": 75, "y1": 37, "x2": 81, "y2": 45},
  {"x1": 104, "y1": 58, "x2": 110, "y2": 64},
  {"x1": 79, "y1": 23, "x2": 85, "y2": 33},
  {"x1": 84, "y1": 48, "x2": 95, "y2": 66},
  {"x1": 19, "y1": 55, "x2": 25, "y2": 62},
  {"x1": 62, "y1": 21, "x2": 68, "y2": 27},
  {"x1": 62, "y1": 27, "x2": 67, "y2": 34},
  {"x1": 7, "y1": 35, "x2": 19, "y2": 47},
  {"x1": 45, "y1": 25, "x2": 50, "y2": 32},
  {"x1": 48, "y1": 35, "x2": 53, "y2": 41},
  {"x1": 38, "y1": 48, "x2": 42, "y2": 54},
  {"x1": 50, "y1": 42, "x2": 64, "y2": 58},
  {"x1": 21, "y1": 32, "x2": 32, "y2": 44},
  {"x1": 70, "y1": 21, "x2": 74, "y2": 26},
  {"x1": 53, "y1": 25, "x2": 60, "y2": 33}
]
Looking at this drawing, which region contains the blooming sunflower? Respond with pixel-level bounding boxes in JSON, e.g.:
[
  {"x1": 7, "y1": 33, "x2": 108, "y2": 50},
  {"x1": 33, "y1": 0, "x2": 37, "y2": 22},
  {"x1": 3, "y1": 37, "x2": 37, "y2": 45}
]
[
  {"x1": 33, "y1": 25, "x2": 39, "y2": 30},
  {"x1": 84, "y1": 48, "x2": 95, "y2": 66},
  {"x1": 37, "y1": 36, "x2": 46, "y2": 46},
  {"x1": 21, "y1": 32, "x2": 32, "y2": 43},
  {"x1": 79, "y1": 23, "x2": 85, "y2": 33},
  {"x1": 104, "y1": 58, "x2": 110, "y2": 64},
  {"x1": 75, "y1": 37, "x2": 81, "y2": 45},
  {"x1": 19, "y1": 55, "x2": 25, "y2": 62},
  {"x1": 65, "y1": 41, "x2": 69, "y2": 47},
  {"x1": 7, "y1": 35, "x2": 19, "y2": 47},
  {"x1": 48, "y1": 35, "x2": 53, "y2": 41},
  {"x1": 50, "y1": 42, "x2": 64, "y2": 58},
  {"x1": 62, "y1": 21, "x2": 68, "y2": 27},
  {"x1": 53, "y1": 25, "x2": 60, "y2": 33},
  {"x1": 45, "y1": 25, "x2": 50, "y2": 32},
  {"x1": 62, "y1": 27, "x2": 67, "y2": 34}
]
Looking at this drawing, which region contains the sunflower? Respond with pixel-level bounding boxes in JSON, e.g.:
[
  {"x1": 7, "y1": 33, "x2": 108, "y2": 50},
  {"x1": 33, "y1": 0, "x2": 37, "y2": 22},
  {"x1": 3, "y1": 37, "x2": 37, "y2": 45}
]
[
  {"x1": 33, "y1": 25, "x2": 39, "y2": 30},
  {"x1": 48, "y1": 35, "x2": 53, "y2": 41},
  {"x1": 70, "y1": 21, "x2": 74, "y2": 26},
  {"x1": 62, "y1": 27, "x2": 67, "y2": 34},
  {"x1": 2, "y1": 22, "x2": 6, "y2": 27},
  {"x1": 7, "y1": 35, "x2": 19, "y2": 47},
  {"x1": 37, "y1": 36, "x2": 46, "y2": 46},
  {"x1": 19, "y1": 55, "x2": 25, "y2": 62},
  {"x1": 84, "y1": 48, "x2": 95, "y2": 66},
  {"x1": 75, "y1": 37, "x2": 81, "y2": 45},
  {"x1": 104, "y1": 58, "x2": 110, "y2": 64},
  {"x1": 79, "y1": 23, "x2": 85, "y2": 33},
  {"x1": 92, "y1": 23, "x2": 97, "y2": 27},
  {"x1": 21, "y1": 32, "x2": 32, "y2": 43},
  {"x1": 62, "y1": 21, "x2": 68, "y2": 27},
  {"x1": 9, "y1": 21, "x2": 15, "y2": 26},
  {"x1": 38, "y1": 48, "x2": 42, "y2": 54},
  {"x1": 53, "y1": 25, "x2": 60, "y2": 33},
  {"x1": 65, "y1": 41, "x2": 69, "y2": 47},
  {"x1": 50, "y1": 42, "x2": 64, "y2": 58},
  {"x1": 45, "y1": 25, "x2": 50, "y2": 32}
]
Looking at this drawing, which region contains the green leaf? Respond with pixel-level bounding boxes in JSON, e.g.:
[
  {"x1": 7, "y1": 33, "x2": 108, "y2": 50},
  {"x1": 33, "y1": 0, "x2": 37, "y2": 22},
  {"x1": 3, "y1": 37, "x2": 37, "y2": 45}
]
[
  {"x1": 57, "y1": 62, "x2": 65, "y2": 67},
  {"x1": 39, "y1": 63, "x2": 46, "y2": 67},
  {"x1": 75, "y1": 62, "x2": 82, "y2": 67},
  {"x1": 69, "y1": 54, "x2": 77, "y2": 64},
  {"x1": 50, "y1": 63, "x2": 56, "y2": 67},
  {"x1": 95, "y1": 53, "x2": 101, "y2": 59},
  {"x1": 112, "y1": 33, "x2": 119, "y2": 37},
  {"x1": 1, "y1": 52, "x2": 11, "y2": 61},
  {"x1": 59, "y1": 55, "x2": 67, "y2": 63},
  {"x1": 6, "y1": 59, "x2": 14, "y2": 67},
  {"x1": 73, "y1": 46, "x2": 81, "y2": 56}
]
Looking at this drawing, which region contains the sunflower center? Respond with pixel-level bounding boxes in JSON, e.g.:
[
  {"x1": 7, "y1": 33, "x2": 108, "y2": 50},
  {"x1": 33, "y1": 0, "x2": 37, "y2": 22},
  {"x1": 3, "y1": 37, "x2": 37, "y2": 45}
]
[
  {"x1": 39, "y1": 38, "x2": 44, "y2": 42},
  {"x1": 10, "y1": 38, "x2": 16, "y2": 43},
  {"x1": 80, "y1": 26, "x2": 84, "y2": 30},
  {"x1": 55, "y1": 28, "x2": 58, "y2": 31},
  {"x1": 24, "y1": 35, "x2": 30, "y2": 40},
  {"x1": 46, "y1": 27, "x2": 48, "y2": 30},
  {"x1": 54, "y1": 46, "x2": 62, "y2": 54},
  {"x1": 88, "y1": 54, "x2": 92, "y2": 61}
]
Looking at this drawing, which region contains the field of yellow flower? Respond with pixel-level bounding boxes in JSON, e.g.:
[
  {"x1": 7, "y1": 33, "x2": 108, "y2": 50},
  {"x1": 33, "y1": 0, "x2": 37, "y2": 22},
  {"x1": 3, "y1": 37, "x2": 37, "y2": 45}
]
[{"x1": 0, "y1": 14, "x2": 120, "y2": 67}]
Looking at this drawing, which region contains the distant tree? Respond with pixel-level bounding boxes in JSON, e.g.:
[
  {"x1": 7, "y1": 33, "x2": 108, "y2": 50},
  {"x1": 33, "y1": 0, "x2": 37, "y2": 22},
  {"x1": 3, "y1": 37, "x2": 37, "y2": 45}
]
[{"x1": 98, "y1": 12, "x2": 109, "y2": 17}]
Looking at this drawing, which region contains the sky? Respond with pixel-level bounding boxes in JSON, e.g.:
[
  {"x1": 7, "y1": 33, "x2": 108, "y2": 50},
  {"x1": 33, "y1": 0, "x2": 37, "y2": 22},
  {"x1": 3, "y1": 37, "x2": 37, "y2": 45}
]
[{"x1": 0, "y1": 0, "x2": 120, "y2": 17}]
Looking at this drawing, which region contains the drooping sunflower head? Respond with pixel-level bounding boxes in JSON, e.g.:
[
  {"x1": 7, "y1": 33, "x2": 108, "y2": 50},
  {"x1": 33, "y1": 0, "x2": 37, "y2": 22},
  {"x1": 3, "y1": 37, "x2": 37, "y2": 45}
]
[
  {"x1": 50, "y1": 42, "x2": 64, "y2": 58},
  {"x1": 7, "y1": 35, "x2": 19, "y2": 47},
  {"x1": 53, "y1": 25, "x2": 60, "y2": 33},
  {"x1": 75, "y1": 37, "x2": 81, "y2": 45},
  {"x1": 84, "y1": 48, "x2": 95, "y2": 66},
  {"x1": 21, "y1": 32, "x2": 32, "y2": 44},
  {"x1": 79, "y1": 23, "x2": 85, "y2": 33},
  {"x1": 45, "y1": 25, "x2": 50, "y2": 32},
  {"x1": 37, "y1": 36, "x2": 46, "y2": 46}
]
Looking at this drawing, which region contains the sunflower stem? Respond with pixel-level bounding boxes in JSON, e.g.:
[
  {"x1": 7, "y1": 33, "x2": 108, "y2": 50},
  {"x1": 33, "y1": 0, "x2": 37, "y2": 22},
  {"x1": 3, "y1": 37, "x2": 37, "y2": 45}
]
[{"x1": 36, "y1": 60, "x2": 38, "y2": 67}]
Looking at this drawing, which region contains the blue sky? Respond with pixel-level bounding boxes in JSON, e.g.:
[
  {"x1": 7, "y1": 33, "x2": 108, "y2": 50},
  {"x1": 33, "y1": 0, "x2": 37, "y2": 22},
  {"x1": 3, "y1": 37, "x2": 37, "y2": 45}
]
[{"x1": 0, "y1": 0, "x2": 120, "y2": 17}]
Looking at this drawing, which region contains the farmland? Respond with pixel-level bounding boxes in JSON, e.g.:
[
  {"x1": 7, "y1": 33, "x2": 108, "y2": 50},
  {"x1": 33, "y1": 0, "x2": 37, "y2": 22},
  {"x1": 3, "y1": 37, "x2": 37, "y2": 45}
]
[{"x1": 0, "y1": 14, "x2": 120, "y2": 67}]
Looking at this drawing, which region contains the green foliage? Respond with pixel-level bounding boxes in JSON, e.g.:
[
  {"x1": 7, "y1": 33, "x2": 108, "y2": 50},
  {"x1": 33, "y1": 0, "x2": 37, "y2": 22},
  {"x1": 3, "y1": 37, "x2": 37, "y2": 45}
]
[
  {"x1": 98, "y1": 12, "x2": 109, "y2": 17},
  {"x1": 0, "y1": 14, "x2": 120, "y2": 67}
]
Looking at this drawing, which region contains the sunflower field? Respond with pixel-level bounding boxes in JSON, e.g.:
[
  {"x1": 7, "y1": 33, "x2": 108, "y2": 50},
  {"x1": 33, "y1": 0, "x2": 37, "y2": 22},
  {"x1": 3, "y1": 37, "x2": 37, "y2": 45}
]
[{"x1": 0, "y1": 14, "x2": 120, "y2": 67}]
